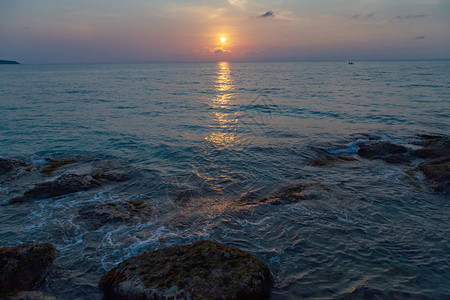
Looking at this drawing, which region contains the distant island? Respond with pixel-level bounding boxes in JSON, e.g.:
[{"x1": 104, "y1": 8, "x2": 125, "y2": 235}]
[{"x1": 0, "y1": 60, "x2": 20, "y2": 64}]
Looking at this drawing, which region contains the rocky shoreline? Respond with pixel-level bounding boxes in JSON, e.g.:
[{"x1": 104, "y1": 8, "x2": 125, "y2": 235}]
[{"x1": 0, "y1": 134, "x2": 448, "y2": 299}]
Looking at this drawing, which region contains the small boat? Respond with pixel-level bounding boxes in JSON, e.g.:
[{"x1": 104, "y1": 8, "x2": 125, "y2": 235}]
[{"x1": 348, "y1": 62, "x2": 354, "y2": 65}]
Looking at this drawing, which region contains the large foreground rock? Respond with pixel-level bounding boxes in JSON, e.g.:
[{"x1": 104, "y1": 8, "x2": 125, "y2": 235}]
[
  {"x1": 99, "y1": 240, "x2": 273, "y2": 300},
  {"x1": 0, "y1": 243, "x2": 57, "y2": 298}
]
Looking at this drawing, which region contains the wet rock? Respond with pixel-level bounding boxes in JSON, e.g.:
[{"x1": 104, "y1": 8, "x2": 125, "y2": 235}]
[
  {"x1": 77, "y1": 200, "x2": 155, "y2": 229},
  {"x1": 5, "y1": 291, "x2": 56, "y2": 300},
  {"x1": 413, "y1": 136, "x2": 449, "y2": 159},
  {"x1": 28, "y1": 160, "x2": 75, "y2": 176},
  {"x1": 173, "y1": 188, "x2": 203, "y2": 206},
  {"x1": 419, "y1": 157, "x2": 450, "y2": 194},
  {"x1": 412, "y1": 135, "x2": 450, "y2": 194},
  {"x1": 0, "y1": 158, "x2": 28, "y2": 175},
  {"x1": 357, "y1": 142, "x2": 412, "y2": 164},
  {"x1": 309, "y1": 153, "x2": 358, "y2": 167},
  {"x1": 10, "y1": 174, "x2": 100, "y2": 204},
  {"x1": 99, "y1": 240, "x2": 273, "y2": 300},
  {"x1": 343, "y1": 286, "x2": 432, "y2": 300},
  {"x1": 92, "y1": 171, "x2": 128, "y2": 182},
  {"x1": 238, "y1": 183, "x2": 325, "y2": 206},
  {"x1": 0, "y1": 243, "x2": 57, "y2": 298}
]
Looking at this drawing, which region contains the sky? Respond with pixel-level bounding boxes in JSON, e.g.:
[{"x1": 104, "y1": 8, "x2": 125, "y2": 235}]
[{"x1": 0, "y1": 0, "x2": 449, "y2": 63}]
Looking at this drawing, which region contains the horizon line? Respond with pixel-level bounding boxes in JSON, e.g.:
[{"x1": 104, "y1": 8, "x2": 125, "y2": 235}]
[{"x1": 6, "y1": 57, "x2": 450, "y2": 65}]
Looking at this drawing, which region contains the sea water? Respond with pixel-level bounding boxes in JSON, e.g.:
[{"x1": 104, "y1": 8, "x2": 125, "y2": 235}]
[{"x1": 0, "y1": 61, "x2": 449, "y2": 299}]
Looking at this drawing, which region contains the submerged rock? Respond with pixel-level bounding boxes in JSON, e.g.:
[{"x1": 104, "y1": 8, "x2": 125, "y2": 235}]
[
  {"x1": 357, "y1": 142, "x2": 412, "y2": 164},
  {"x1": 309, "y1": 153, "x2": 358, "y2": 167},
  {"x1": 29, "y1": 159, "x2": 75, "y2": 176},
  {"x1": 238, "y1": 183, "x2": 327, "y2": 206},
  {"x1": 92, "y1": 171, "x2": 128, "y2": 182},
  {"x1": 10, "y1": 174, "x2": 100, "y2": 204},
  {"x1": 0, "y1": 158, "x2": 28, "y2": 175},
  {"x1": 0, "y1": 243, "x2": 57, "y2": 298},
  {"x1": 344, "y1": 285, "x2": 434, "y2": 300},
  {"x1": 99, "y1": 240, "x2": 273, "y2": 300},
  {"x1": 5, "y1": 291, "x2": 56, "y2": 300},
  {"x1": 77, "y1": 200, "x2": 155, "y2": 229}
]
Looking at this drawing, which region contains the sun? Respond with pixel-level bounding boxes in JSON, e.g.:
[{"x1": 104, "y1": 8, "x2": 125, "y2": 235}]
[{"x1": 220, "y1": 37, "x2": 227, "y2": 43}]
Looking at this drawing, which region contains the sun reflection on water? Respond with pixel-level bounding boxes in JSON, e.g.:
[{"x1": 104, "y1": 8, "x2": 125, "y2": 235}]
[{"x1": 205, "y1": 62, "x2": 238, "y2": 147}]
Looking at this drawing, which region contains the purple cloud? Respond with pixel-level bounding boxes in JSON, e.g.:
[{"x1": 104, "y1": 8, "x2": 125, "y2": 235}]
[{"x1": 251, "y1": 11, "x2": 275, "y2": 19}]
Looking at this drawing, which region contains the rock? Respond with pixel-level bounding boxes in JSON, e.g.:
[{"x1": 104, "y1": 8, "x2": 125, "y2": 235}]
[
  {"x1": 419, "y1": 157, "x2": 450, "y2": 194},
  {"x1": 0, "y1": 243, "x2": 57, "y2": 298},
  {"x1": 412, "y1": 135, "x2": 450, "y2": 193},
  {"x1": 173, "y1": 188, "x2": 203, "y2": 206},
  {"x1": 99, "y1": 240, "x2": 273, "y2": 300},
  {"x1": 0, "y1": 158, "x2": 28, "y2": 175},
  {"x1": 357, "y1": 142, "x2": 412, "y2": 164},
  {"x1": 309, "y1": 153, "x2": 358, "y2": 167},
  {"x1": 5, "y1": 291, "x2": 56, "y2": 300},
  {"x1": 77, "y1": 200, "x2": 154, "y2": 229},
  {"x1": 346, "y1": 286, "x2": 430, "y2": 299},
  {"x1": 28, "y1": 160, "x2": 75, "y2": 176},
  {"x1": 92, "y1": 171, "x2": 128, "y2": 182},
  {"x1": 237, "y1": 183, "x2": 326, "y2": 206},
  {"x1": 413, "y1": 136, "x2": 449, "y2": 159},
  {"x1": 10, "y1": 174, "x2": 100, "y2": 204}
]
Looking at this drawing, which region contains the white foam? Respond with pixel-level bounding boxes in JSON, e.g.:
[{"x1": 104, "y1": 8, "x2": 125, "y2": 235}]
[
  {"x1": 29, "y1": 156, "x2": 48, "y2": 165},
  {"x1": 328, "y1": 138, "x2": 367, "y2": 154}
]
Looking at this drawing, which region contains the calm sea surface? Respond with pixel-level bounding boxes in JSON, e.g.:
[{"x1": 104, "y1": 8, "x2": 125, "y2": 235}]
[{"x1": 1, "y1": 61, "x2": 449, "y2": 299}]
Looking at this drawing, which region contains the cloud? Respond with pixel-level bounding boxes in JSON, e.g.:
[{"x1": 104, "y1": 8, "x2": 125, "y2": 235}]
[
  {"x1": 214, "y1": 48, "x2": 231, "y2": 54},
  {"x1": 413, "y1": 36, "x2": 426, "y2": 39},
  {"x1": 348, "y1": 13, "x2": 374, "y2": 19},
  {"x1": 228, "y1": 0, "x2": 247, "y2": 9},
  {"x1": 260, "y1": 11, "x2": 275, "y2": 18},
  {"x1": 393, "y1": 14, "x2": 426, "y2": 20},
  {"x1": 251, "y1": 11, "x2": 275, "y2": 19}
]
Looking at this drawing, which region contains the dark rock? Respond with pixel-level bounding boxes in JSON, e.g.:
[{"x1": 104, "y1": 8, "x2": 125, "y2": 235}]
[
  {"x1": 77, "y1": 200, "x2": 154, "y2": 229},
  {"x1": 99, "y1": 240, "x2": 273, "y2": 300},
  {"x1": 5, "y1": 291, "x2": 56, "y2": 300},
  {"x1": 173, "y1": 188, "x2": 203, "y2": 206},
  {"x1": 309, "y1": 154, "x2": 358, "y2": 167},
  {"x1": 237, "y1": 183, "x2": 326, "y2": 206},
  {"x1": 412, "y1": 135, "x2": 450, "y2": 193},
  {"x1": 342, "y1": 286, "x2": 432, "y2": 300},
  {"x1": 0, "y1": 158, "x2": 28, "y2": 175},
  {"x1": 357, "y1": 142, "x2": 412, "y2": 164},
  {"x1": 92, "y1": 171, "x2": 128, "y2": 182},
  {"x1": 0, "y1": 243, "x2": 57, "y2": 298},
  {"x1": 419, "y1": 156, "x2": 450, "y2": 194},
  {"x1": 413, "y1": 136, "x2": 449, "y2": 159},
  {"x1": 10, "y1": 174, "x2": 100, "y2": 204}
]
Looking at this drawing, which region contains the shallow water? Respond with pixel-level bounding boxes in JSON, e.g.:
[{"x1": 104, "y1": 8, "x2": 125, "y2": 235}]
[{"x1": 0, "y1": 61, "x2": 449, "y2": 299}]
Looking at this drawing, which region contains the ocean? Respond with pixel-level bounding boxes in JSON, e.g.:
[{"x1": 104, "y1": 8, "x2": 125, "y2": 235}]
[{"x1": 0, "y1": 60, "x2": 449, "y2": 299}]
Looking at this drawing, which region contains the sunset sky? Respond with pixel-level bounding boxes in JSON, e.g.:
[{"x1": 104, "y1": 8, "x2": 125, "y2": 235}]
[{"x1": 1, "y1": 0, "x2": 449, "y2": 63}]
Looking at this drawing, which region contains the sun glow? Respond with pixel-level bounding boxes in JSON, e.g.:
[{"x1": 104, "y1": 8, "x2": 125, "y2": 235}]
[{"x1": 220, "y1": 37, "x2": 227, "y2": 44}]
